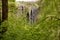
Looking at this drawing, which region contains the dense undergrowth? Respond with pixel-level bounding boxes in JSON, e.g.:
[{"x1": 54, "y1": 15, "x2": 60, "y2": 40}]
[{"x1": 0, "y1": 0, "x2": 60, "y2": 40}]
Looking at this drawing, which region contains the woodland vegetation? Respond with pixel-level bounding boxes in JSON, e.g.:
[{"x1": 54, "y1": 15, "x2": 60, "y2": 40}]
[{"x1": 0, "y1": 0, "x2": 60, "y2": 40}]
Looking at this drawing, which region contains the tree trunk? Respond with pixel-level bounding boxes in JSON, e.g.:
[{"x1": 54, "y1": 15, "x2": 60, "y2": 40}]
[
  {"x1": 0, "y1": 0, "x2": 2, "y2": 25},
  {"x1": 2, "y1": 0, "x2": 8, "y2": 22}
]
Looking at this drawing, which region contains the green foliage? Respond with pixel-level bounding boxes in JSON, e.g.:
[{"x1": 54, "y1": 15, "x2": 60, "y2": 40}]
[
  {"x1": 0, "y1": 0, "x2": 60, "y2": 40},
  {"x1": 9, "y1": 0, "x2": 15, "y2": 2}
]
